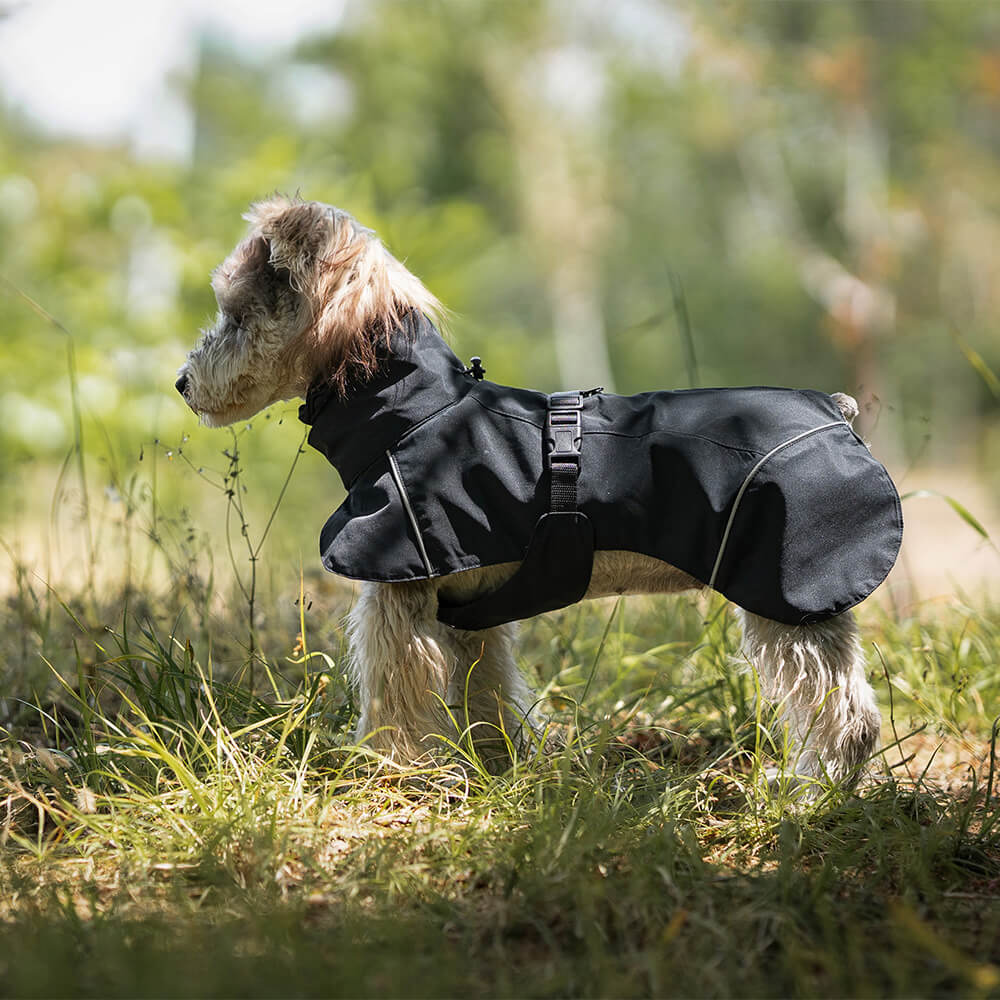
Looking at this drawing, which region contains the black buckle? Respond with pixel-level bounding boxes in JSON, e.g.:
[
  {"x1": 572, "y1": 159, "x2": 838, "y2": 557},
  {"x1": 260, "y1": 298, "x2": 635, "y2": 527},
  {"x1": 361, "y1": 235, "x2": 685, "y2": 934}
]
[
  {"x1": 464, "y1": 356, "x2": 486, "y2": 381},
  {"x1": 546, "y1": 391, "x2": 583, "y2": 468}
]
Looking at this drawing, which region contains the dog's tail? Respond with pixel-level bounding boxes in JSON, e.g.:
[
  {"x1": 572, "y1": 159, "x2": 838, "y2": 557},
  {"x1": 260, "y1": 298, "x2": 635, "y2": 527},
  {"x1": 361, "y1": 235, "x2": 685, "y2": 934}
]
[{"x1": 830, "y1": 392, "x2": 859, "y2": 427}]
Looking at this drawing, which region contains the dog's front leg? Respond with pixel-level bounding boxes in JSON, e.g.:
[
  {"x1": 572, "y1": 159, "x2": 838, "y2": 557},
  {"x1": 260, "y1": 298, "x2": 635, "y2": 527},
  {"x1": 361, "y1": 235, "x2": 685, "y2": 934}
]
[
  {"x1": 443, "y1": 621, "x2": 538, "y2": 770},
  {"x1": 347, "y1": 580, "x2": 454, "y2": 763},
  {"x1": 347, "y1": 580, "x2": 538, "y2": 768}
]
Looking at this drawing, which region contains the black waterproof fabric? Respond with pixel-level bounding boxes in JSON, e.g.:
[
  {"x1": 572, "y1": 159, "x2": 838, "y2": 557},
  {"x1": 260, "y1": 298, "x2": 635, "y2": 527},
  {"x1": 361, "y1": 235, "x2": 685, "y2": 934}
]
[{"x1": 299, "y1": 311, "x2": 902, "y2": 628}]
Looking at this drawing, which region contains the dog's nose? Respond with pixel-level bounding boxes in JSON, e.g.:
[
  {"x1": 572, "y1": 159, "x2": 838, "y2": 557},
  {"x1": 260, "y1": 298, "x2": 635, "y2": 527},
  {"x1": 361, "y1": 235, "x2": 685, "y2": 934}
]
[{"x1": 175, "y1": 373, "x2": 189, "y2": 396}]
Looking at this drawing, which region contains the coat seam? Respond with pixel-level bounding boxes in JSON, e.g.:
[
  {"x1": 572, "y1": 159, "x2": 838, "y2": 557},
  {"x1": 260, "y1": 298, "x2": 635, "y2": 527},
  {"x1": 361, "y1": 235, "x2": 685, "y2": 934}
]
[
  {"x1": 706, "y1": 421, "x2": 845, "y2": 592},
  {"x1": 385, "y1": 450, "x2": 434, "y2": 577}
]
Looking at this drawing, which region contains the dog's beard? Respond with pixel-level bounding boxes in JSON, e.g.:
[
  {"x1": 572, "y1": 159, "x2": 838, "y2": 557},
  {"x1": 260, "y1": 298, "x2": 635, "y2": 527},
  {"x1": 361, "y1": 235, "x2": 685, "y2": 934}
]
[
  {"x1": 179, "y1": 373, "x2": 273, "y2": 427},
  {"x1": 194, "y1": 395, "x2": 271, "y2": 427}
]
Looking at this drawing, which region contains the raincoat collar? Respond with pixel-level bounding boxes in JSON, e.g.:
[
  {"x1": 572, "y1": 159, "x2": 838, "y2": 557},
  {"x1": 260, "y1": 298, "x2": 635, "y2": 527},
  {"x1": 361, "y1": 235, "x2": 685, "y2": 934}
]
[{"x1": 298, "y1": 311, "x2": 472, "y2": 489}]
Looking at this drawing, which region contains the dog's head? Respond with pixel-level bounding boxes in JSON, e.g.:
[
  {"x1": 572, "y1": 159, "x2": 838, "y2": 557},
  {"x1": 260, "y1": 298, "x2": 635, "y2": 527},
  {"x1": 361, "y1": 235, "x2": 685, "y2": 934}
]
[{"x1": 176, "y1": 196, "x2": 442, "y2": 426}]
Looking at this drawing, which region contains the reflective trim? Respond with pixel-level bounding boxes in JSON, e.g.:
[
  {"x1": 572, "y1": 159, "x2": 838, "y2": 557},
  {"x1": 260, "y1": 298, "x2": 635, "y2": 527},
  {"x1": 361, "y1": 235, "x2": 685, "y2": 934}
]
[
  {"x1": 707, "y1": 422, "x2": 844, "y2": 593},
  {"x1": 386, "y1": 450, "x2": 433, "y2": 577}
]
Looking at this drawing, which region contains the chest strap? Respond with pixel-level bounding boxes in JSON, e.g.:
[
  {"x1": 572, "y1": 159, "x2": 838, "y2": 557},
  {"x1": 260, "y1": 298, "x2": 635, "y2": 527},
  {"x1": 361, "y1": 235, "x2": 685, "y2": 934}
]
[{"x1": 436, "y1": 392, "x2": 596, "y2": 631}]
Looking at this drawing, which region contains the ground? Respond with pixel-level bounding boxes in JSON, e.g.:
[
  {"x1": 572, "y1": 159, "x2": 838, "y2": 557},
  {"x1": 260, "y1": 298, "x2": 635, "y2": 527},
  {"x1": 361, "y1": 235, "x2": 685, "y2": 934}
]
[{"x1": 2, "y1": 564, "x2": 998, "y2": 998}]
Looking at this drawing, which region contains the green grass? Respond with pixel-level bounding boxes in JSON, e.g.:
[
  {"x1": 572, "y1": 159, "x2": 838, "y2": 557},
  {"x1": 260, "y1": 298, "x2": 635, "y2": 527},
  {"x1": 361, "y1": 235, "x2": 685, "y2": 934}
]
[{"x1": 2, "y1": 547, "x2": 999, "y2": 998}]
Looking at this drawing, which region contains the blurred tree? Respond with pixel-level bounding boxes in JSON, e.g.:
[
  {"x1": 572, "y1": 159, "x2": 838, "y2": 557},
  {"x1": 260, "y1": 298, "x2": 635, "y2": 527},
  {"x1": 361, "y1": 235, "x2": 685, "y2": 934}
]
[{"x1": 692, "y1": 0, "x2": 1000, "y2": 456}]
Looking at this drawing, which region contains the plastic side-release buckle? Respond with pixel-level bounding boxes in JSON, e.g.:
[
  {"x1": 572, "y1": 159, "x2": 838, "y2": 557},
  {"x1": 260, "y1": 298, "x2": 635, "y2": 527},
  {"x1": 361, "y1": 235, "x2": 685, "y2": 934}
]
[{"x1": 546, "y1": 391, "x2": 583, "y2": 469}]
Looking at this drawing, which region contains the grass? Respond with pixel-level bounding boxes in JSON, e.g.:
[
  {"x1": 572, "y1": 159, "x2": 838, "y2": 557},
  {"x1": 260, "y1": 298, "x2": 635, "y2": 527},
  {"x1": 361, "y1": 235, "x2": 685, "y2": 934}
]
[{"x1": 2, "y1": 544, "x2": 999, "y2": 998}]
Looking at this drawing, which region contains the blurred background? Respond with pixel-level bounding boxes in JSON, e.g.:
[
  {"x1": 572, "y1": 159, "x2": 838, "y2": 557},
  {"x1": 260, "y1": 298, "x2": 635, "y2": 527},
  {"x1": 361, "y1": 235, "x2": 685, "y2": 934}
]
[{"x1": 1, "y1": 0, "x2": 997, "y2": 612}]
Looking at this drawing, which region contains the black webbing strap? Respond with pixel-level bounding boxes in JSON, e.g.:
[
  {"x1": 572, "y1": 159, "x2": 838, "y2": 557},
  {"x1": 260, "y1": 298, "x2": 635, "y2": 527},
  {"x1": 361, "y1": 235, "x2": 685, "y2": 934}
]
[
  {"x1": 547, "y1": 391, "x2": 583, "y2": 512},
  {"x1": 436, "y1": 391, "x2": 595, "y2": 631}
]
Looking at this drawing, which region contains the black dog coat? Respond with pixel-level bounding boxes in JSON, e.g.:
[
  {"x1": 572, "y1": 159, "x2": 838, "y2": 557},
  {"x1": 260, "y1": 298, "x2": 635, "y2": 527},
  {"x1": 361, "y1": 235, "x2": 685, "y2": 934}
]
[{"x1": 299, "y1": 312, "x2": 902, "y2": 630}]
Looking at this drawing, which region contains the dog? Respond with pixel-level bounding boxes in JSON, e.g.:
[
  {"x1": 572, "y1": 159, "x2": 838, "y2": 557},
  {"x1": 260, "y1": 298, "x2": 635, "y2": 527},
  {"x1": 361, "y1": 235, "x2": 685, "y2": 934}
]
[{"x1": 177, "y1": 195, "x2": 902, "y2": 788}]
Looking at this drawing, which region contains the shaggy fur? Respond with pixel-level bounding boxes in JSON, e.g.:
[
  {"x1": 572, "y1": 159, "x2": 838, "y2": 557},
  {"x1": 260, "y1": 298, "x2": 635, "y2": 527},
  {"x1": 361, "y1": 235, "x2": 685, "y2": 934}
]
[{"x1": 178, "y1": 196, "x2": 881, "y2": 788}]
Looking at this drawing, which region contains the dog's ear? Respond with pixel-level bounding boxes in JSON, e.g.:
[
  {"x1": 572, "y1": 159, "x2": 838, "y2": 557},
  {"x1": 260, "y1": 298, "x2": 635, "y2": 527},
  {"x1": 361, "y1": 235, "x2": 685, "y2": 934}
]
[
  {"x1": 241, "y1": 234, "x2": 272, "y2": 273},
  {"x1": 245, "y1": 199, "x2": 332, "y2": 288},
  {"x1": 211, "y1": 233, "x2": 274, "y2": 304}
]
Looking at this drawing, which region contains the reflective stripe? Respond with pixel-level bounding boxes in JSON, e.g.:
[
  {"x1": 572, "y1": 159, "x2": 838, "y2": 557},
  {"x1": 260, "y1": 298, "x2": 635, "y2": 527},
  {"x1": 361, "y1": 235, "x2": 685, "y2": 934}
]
[
  {"x1": 707, "y1": 422, "x2": 844, "y2": 593},
  {"x1": 386, "y1": 450, "x2": 433, "y2": 577}
]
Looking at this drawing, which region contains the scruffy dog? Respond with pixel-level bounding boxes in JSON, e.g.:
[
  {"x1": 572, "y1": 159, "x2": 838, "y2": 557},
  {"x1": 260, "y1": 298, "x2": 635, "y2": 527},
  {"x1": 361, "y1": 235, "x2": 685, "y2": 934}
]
[{"x1": 177, "y1": 196, "x2": 902, "y2": 788}]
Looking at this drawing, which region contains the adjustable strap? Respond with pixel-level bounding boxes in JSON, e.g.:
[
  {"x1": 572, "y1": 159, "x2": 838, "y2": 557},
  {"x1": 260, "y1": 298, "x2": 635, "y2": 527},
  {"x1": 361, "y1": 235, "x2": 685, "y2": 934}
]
[
  {"x1": 437, "y1": 391, "x2": 595, "y2": 631},
  {"x1": 547, "y1": 391, "x2": 583, "y2": 511}
]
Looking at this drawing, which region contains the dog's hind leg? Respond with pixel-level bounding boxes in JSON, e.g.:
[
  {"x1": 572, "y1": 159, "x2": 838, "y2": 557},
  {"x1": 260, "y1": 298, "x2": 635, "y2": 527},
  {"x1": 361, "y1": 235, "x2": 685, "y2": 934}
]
[
  {"x1": 738, "y1": 610, "x2": 881, "y2": 790},
  {"x1": 347, "y1": 580, "x2": 456, "y2": 764}
]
